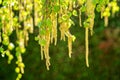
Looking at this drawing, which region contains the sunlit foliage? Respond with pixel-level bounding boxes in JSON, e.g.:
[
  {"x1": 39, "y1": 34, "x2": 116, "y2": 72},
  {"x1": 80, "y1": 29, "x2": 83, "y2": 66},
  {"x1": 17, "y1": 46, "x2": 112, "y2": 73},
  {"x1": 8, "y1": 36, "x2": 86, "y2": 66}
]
[{"x1": 0, "y1": 0, "x2": 119, "y2": 79}]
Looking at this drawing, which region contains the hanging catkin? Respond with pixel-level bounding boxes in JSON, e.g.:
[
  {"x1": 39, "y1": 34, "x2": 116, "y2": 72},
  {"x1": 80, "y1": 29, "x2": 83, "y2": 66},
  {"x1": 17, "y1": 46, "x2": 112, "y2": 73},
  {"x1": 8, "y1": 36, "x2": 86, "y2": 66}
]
[
  {"x1": 50, "y1": 13, "x2": 57, "y2": 45},
  {"x1": 85, "y1": 27, "x2": 89, "y2": 67},
  {"x1": 79, "y1": 9, "x2": 82, "y2": 27},
  {"x1": 86, "y1": 0, "x2": 95, "y2": 35},
  {"x1": 65, "y1": 31, "x2": 73, "y2": 58},
  {"x1": 44, "y1": 30, "x2": 51, "y2": 70},
  {"x1": 18, "y1": 54, "x2": 24, "y2": 74}
]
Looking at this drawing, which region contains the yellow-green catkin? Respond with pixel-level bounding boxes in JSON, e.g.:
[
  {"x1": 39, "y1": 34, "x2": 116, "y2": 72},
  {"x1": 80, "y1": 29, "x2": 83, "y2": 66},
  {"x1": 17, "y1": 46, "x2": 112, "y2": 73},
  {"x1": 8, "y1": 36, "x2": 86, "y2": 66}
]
[
  {"x1": 65, "y1": 31, "x2": 73, "y2": 58},
  {"x1": 79, "y1": 10, "x2": 82, "y2": 27},
  {"x1": 84, "y1": 0, "x2": 95, "y2": 67},
  {"x1": 50, "y1": 13, "x2": 57, "y2": 45},
  {"x1": 86, "y1": 0, "x2": 95, "y2": 35},
  {"x1": 85, "y1": 27, "x2": 89, "y2": 67}
]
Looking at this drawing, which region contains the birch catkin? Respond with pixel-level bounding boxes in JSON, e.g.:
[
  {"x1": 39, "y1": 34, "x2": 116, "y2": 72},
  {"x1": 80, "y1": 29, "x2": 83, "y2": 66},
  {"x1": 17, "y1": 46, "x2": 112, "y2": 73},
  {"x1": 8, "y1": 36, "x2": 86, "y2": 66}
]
[{"x1": 85, "y1": 27, "x2": 89, "y2": 67}]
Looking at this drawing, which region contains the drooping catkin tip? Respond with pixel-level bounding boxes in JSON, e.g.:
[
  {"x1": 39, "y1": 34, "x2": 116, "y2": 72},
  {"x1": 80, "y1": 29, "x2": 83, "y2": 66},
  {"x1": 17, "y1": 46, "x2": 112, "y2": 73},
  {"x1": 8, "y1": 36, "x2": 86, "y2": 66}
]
[
  {"x1": 69, "y1": 54, "x2": 71, "y2": 58},
  {"x1": 90, "y1": 29, "x2": 94, "y2": 36},
  {"x1": 86, "y1": 63, "x2": 89, "y2": 67},
  {"x1": 46, "y1": 63, "x2": 50, "y2": 70},
  {"x1": 104, "y1": 17, "x2": 108, "y2": 27},
  {"x1": 69, "y1": 51, "x2": 72, "y2": 58},
  {"x1": 85, "y1": 27, "x2": 89, "y2": 68},
  {"x1": 47, "y1": 67, "x2": 50, "y2": 70},
  {"x1": 86, "y1": 56, "x2": 89, "y2": 68}
]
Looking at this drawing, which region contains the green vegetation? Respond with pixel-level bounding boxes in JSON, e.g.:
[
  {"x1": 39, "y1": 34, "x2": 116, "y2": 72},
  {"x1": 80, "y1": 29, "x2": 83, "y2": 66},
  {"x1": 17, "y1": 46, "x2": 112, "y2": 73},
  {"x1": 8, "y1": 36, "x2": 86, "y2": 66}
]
[{"x1": 0, "y1": 0, "x2": 120, "y2": 80}]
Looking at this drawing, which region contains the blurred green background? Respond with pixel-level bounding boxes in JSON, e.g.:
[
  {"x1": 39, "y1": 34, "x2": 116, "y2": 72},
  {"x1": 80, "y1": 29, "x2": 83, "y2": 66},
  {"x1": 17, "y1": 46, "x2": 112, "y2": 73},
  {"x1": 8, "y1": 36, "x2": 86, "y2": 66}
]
[{"x1": 0, "y1": 11, "x2": 120, "y2": 80}]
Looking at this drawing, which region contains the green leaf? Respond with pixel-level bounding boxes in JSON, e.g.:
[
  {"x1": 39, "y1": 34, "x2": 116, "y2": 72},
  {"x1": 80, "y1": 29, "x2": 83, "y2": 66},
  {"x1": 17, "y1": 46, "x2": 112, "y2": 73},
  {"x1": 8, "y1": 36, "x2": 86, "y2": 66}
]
[
  {"x1": 35, "y1": 36, "x2": 39, "y2": 41},
  {"x1": 68, "y1": 12, "x2": 72, "y2": 17},
  {"x1": 105, "y1": 0, "x2": 109, "y2": 4},
  {"x1": 6, "y1": 50, "x2": 10, "y2": 56},
  {"x1": 0, "y1": 0, "x2": 2, "y2": 4},
  {"x1": 15, "y1": 47, "x2": 19, "y2": 51},
  {"x1": 46, "y1": 18, "x2": 52, "y2": 27},
  {"x1": 39, "y1": 39, "x2": 46, "y2": 46},
  {"x1": 2, "y1": 40, "x2": 9, "y2": 45},
  {"x1": 2, "y1": 34, "x2": 9, "y2": 45},
  {"x1": 0, "y1": 47, "x2": 4, "y2": 53},
  {"x1": 18, "y1": 73, "x2": 22, "y2": 79},
  {"x1": 15, "y1": 52, "x2": 20, "y2": 57},
  {"x1": 92, "y1": 0, "x2": 99, "y2": 5},
  {"x1": 38, "y1": 21, "x2": 43, "y2": 28},
  {"x1": 2, "y1": 1, "x2": 8, "y2": 6},
  {"x1": 53, "y1": 5, "x2": 60, "y2": 12},
  {"x1": 62, "y1": 14, "x2": 68, "y2": 21},
  {"x1": 72, "y1": 10, "x2": 78, "y2": 16},
  {"x1": 15, "y1": 67, "x2": 20, "y2": 73},
  {"x1": 96, "y1": 5, "x2": 102, "y2": 12},
  {"x1": 99, "y1": 0, "x2": 106, "y2": 5},
  {"x1": 80, "y1": 6, "x2": 86, "y2": 12},
  {"x1": 83, "y1": 21, "x2": 89, "y2": 28},
  {"x1": 39, "y1": 29, "x2": 46, "y2": 35}
]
